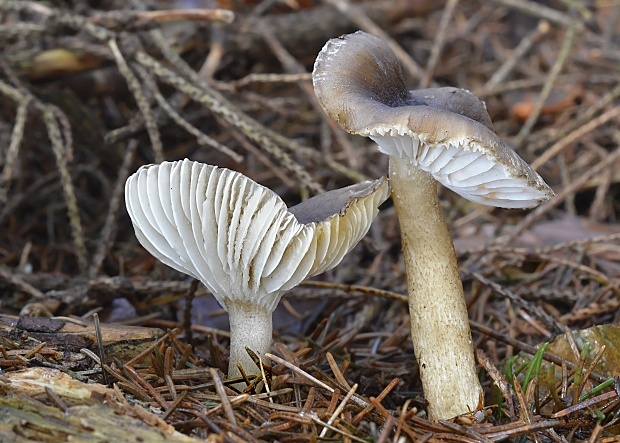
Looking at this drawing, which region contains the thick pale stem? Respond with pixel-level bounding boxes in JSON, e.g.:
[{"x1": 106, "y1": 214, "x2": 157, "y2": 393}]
[
  {"x1": 389, "y1": 156, "x2": 482, "y2": 420},
  {"x1": 226, "y1": 301, "x2": 273, "y2": 381}
]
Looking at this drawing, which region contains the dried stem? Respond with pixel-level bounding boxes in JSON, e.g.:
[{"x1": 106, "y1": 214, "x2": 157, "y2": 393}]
[
  {"x1": 420, "y1": 0, "x2": 459, "y2": 87},
  {"x1": 514, "y1": 20, "x2": 580, "y2": 147},
  {"x1": 0, "y1": 96, "x2": 29, "y2": 202},
  {"x1": 109, "y1": 39, "x2": 164, "y2": 163},
  {"x1": 42, "y1": 106, "x2": 88, "y2": 274},
  {"x1": 89, "y1": 139, "x2": 138, "y2": 278}
]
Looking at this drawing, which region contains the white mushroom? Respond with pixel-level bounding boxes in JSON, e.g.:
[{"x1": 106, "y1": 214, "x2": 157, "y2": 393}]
[
  {"x1": 312, "y1": 31, "x2": 554, "y2": 419},
  {"x1": 125, "y1": 159, "x2": 388, "y2": 381}
]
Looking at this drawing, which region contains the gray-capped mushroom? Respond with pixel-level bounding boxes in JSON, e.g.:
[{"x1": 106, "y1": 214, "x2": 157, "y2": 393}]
[
  {"x1": 125, "y1": 159, "x2": 388, "y2": 382},
  {"x1": 312, "y1": 31, "x2": 554, "y2": 419}
]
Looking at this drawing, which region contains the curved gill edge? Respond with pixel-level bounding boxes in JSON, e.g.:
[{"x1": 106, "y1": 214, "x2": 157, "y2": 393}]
[
  {"x1": 125, "y1": 163, "x2": 198, "y2": 280},
  {"x1": 370, "y1": 134, "x2": 553, "y2": 208},
  {"x1": 129, "y1": 159, "x2": 378, "y2": 313},
  {"x1": 177, "y1": 160, "x2": 313, "y2": 311},
  {"x1": 308, "y1": 176, "x2": 388, "y2": 276}
]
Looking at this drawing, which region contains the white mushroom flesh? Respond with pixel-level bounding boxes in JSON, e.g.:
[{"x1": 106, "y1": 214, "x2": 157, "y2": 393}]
[{"x1": 125, "y1": 159, "x2": 388, "y2": 313}]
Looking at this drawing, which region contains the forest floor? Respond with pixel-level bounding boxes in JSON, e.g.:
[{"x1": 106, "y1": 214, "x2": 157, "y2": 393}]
[{"x1": 1, "y1": 0, "x2": 620, "y2": 441}]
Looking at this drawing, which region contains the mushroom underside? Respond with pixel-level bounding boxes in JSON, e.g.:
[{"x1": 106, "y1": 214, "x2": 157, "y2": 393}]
[
  {"x1": 370, "y1": 134, "x2": 551, "y2": 208},
  {"x1": 125, "y1": 159, "x2": 389, "y2": 379}
]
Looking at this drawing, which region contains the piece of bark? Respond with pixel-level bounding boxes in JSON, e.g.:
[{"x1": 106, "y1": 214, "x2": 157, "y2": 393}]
[
  {"x1": 0, "y1": 372, "x2": 205, "y2": 443},
  {"x1": 0, "y1": 367, "x2": 113, "y2": 401},
  {"x1": 0, "y1": 314, "x2": 163, "y2": 363}
]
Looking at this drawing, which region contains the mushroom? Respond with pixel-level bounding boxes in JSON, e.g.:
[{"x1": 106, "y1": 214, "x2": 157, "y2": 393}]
[
  {"x1": 312, "y1": 31, "x2": 554, "y2": 419},
  {"x1": 125, "y1": 159, "x2": 388, "y2": 381}
]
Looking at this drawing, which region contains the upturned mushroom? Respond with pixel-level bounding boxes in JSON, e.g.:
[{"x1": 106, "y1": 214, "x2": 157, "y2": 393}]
[
  {"x1": 312, "y1": 31, "x2": 554, "y2": 419},
  {"x1": 125, "y1": 159, "x2": 388, "y2": 381}
]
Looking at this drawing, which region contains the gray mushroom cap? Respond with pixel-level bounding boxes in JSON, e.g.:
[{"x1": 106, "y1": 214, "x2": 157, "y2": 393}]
[
  {"x1": 312, "y1": 31, "x2": 554, "y2": 208},
  {"x1": 406, "y1": 87, "x2": 494, "y2": 131},
  {"x1": 125, "y1": 159, "x2": 388, "y2": 313}
]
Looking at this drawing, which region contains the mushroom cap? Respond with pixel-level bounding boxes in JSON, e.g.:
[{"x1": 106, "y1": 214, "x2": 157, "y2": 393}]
[
  {"x1": 125, "y1": 159, "x2": 388, "y2": 312},
  {"x1": 312, "y1": 31, "x2": 554, "y2": 209}
]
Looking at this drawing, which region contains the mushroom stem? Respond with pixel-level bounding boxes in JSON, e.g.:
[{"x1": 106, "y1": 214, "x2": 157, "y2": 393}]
[
  {"x1": 389, "y1": 156, "x2": 482, "y2": 420},
  {"x1": 226, "y1": 301, "x2": 273, "y2": 381}
]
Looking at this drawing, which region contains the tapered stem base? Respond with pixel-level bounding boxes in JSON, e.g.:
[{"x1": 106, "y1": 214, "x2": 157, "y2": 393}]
[
  {"x1": 390, "y1": 156, "x2": 482, "y2": 420},
  {"x1": 227, "y1": 302, "x2": 273, "y2": 382}
]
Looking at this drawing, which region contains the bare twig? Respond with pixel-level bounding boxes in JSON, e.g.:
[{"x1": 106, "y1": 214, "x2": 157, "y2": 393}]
[
  {"x1": 531, "y1": 105, "x2": 620, "y2": 170},
  {"x1": 470, "y1": 321, "x2": 607, "y2": 383},
  {"x1": 92, "y1": 313, "x2": 110, "y2": 386},
  {"x1": 319, "y1": 383, "x2": 358, "y2": 438},
  {"x1": 0, "y1": 96, "x2": 30, "y2": 202},
  {"x1": 109, "y1": 38, "x2": 164, "y2": 163},
  {"x1": 136, "y1": 65, "x2": 243, "y2": 163},
  {"x1": 352, "y1": 378, "x2": 401, "y2": 426},
  {"x1": 481, "y1": 21, "x2": 550, "y2": 92},
  {"x1": 514, "y1": 20, "x2": 580, "y2": 147},
  {"x1": 420, "y1": 0, "x2": 459, "y2": 87},
  {"x1": 468, "y1": 271, "x2": 563, "y2": 333},
  {"x1": 489, "y1": 0, "x2": 581, "y2": 28},
  {"x1": 551, "y1": 390, "x2": 616, "y2": 418},
  {"x1": 529, "y1": 80, "x2": 620, "y2": 149},
  {"x1": 148, "y1": 29, "x2": 362, "y2": 184},
  {"x1": 475, "y1": 349, "x2": 515, "y2": 418},
  {"x1": 42, "y1": 106, "x2": 88, "y2": 274},
  {"x1": 0, "y1": 266, "x2": 45, "y2": 299},
  {"x1": 266, "y1": 353, "x2": 336, "y2": 394},
  {"x1": 498, "y1": 141, "x2": 620, "y2": 245},
  {"x1": 231, "y1": 72, "x2": 312, "y2": 88},
  {"x1": 209, "y1": 368, "x2": 237, "y2": 426},
  {"x1": 89, "y1": 139, "x2": 138, "y2": 278},
  {"x1": 309, "y1": 413, "x2": 368, "y2": 443},
  {"x1": 134, "y1": 8, "x2": 234, "y2": 24},
  {"x1": 135, "y1": 46, "x2": 324, "y2": 193},
  {"x1": 259, "y1": 23, "x2": 366, "y2": 175}
]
